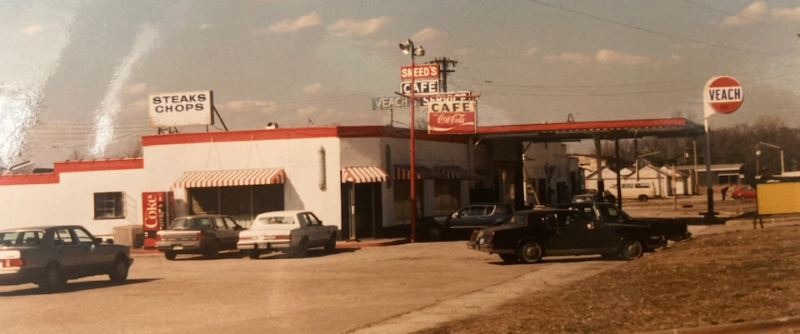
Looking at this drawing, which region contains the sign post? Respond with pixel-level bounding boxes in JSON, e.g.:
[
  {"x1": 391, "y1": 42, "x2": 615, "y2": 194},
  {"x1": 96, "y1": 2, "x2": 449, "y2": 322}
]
[{"x1": 702, "y1": 76, "x2": 743, "y2": 222}]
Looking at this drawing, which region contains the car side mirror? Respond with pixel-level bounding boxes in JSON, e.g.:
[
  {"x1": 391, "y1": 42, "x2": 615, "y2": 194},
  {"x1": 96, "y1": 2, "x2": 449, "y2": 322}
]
[
  {"x1": 106, "y1": 239, "x2": 115, "y2": 244},
  {"x1": 234, "y1": 225, "x2": 243, "y2": 231},
  {"x1": 93, "y1": 238, "x2": 103, "y2": 245}
]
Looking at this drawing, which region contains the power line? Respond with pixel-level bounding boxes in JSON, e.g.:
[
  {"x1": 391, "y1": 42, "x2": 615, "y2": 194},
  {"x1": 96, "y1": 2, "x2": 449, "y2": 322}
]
[
  {"x1": 523, "y1": 0, "x2": 785, "y2": 57},
  {"x1": 676, "y1": 0, "x2": 799, "y2": 32}
]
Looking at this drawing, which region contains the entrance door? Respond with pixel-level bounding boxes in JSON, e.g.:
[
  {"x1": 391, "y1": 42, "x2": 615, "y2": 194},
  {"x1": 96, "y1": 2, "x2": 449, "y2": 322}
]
[{"x1": 340, "y1": 183, "x2": 382, "y2": 240}]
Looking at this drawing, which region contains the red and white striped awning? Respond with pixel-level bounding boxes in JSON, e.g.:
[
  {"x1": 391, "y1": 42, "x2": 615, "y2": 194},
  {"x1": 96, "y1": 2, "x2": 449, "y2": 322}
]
[
  {"x1": 394, "y1": 165, "x2": 449, "y2": 180},
  {"x1": 435, "y1": 166, "x2": 483, "y2": 180},
  {"x1": 173, "y1": 169, "x2": 285, "y2": 188},
  {"x1": 341, "y1": 166, "x2": 388, "y2": 183}
]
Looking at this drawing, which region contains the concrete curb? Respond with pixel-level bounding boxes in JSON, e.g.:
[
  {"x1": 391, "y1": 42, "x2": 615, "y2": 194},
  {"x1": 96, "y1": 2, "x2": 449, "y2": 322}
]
[
  {"x1": 129, "y1": 238, "x2": 411, "y2": 256},
  {"x1": 632, "y1": 316, "x2": 800, "y2": 334}
]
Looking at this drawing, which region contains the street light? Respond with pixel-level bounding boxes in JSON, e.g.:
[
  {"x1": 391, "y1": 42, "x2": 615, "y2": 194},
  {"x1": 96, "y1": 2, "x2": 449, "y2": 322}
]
[{"x1": 399, "y1": 39, "x2": 425, "y2": 242}]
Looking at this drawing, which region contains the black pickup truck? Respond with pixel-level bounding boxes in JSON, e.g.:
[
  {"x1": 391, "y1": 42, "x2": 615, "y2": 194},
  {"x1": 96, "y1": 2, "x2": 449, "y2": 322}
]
[
  {"x1": 467, "y1": 208, "x2": 666, "y2": 264},
  {"x1": 552, "y1": 202, "x2": 692, "y2": 242}
]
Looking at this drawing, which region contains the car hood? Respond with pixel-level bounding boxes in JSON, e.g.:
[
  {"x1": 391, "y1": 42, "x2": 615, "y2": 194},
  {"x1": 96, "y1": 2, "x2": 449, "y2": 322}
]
[{"x1": 479, "y1": 223, "x2": 523, "y2": 234}]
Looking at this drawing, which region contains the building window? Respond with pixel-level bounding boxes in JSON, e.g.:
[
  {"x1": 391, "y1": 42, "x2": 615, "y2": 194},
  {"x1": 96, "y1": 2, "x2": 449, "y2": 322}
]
[
  {"x1": 94, "y1": 192, "x2": 125, "y2": 219},
  {"x1": 434, "y1": 180, "x2": 460, "y2": 215},
  {"x1": 718, "y1": 174, "x2": 739, "y2": 185}
]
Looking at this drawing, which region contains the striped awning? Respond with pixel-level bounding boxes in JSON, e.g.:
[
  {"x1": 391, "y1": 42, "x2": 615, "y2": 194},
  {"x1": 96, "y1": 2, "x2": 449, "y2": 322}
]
[
  {"x1": 394, "y1": 165, "x2": 448, "y2": 180},
  {"x1": 173, "y1": 169, "x2": 285, "y2": 188},
  {"x1": 435, "y1": 166, "x2": 483, "y2": 180},
  {"x1": 341, "y1": 166, "x2": 389, "y2": 183}
]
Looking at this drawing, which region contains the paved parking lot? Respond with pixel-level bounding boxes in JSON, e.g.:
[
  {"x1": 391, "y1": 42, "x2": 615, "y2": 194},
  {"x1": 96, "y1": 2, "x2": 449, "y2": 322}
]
[{"x1": 0, "y1": 240, "x2": 623, "y2": 334}]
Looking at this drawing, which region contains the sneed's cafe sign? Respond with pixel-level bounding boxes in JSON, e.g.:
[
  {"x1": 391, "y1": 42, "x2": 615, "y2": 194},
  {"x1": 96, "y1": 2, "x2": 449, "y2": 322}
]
[
  {"x1": 148, "y1": 90, "x2": 213, "y2": 128},
  {"x1": 427, "y1": 100, "x2": 477, "y2": 134}
]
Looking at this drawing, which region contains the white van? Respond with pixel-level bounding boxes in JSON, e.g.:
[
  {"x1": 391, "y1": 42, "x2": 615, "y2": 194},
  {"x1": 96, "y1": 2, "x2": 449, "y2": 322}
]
[{"x1": 604, "y1": 182, "x2": 656, "y2": 202}]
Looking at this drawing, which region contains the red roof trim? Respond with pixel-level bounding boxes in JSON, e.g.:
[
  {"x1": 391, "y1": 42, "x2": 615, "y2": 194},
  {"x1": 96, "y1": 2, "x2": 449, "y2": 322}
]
[
  {"x1": 477, "y1": 118, "x2": 689, "y2": 134},
  {"x1": 53, "y1": 158, "x2": 144, "y2": 173},
  {"x1": 141, "y1": 126, "x2": 468, "y2": 147},
  {"x1": 0, "y1": 173, "x2": 59, "y2": 186}
]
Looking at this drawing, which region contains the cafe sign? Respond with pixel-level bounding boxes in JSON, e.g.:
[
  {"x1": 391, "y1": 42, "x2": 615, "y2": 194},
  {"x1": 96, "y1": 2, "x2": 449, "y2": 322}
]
[{"x1": 427, "y1": 101, "x2": 477, "y2": 134}]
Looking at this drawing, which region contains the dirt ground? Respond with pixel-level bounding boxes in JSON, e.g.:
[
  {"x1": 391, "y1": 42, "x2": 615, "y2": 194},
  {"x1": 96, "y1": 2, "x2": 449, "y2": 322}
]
[{"x1": 417, "y1": 200, "x2": 800, "y2": 334}]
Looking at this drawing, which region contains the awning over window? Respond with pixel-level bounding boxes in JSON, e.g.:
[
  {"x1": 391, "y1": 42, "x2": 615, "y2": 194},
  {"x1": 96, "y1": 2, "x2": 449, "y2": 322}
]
[
  {"x1": 394, "y1": 165, "x2": 448, "y2": 180},
  {"x1": 341, "y1": 166, "x2": 389, "y2": 183},
  {"x1": 435, "y1": 166, "x2": 483, "y2": 180},
  {"x1": 173, "y1": 168, "x2": 285, "y2": 188}
]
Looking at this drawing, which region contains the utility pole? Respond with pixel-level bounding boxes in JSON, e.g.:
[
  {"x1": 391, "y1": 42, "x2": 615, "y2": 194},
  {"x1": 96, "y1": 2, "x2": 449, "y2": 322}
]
[{"x1": 428, "y1": 57, "x2": 457, "y2": 92}]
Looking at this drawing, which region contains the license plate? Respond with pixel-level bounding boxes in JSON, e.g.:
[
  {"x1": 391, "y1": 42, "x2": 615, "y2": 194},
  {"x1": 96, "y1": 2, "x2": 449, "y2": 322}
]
[{"x1": 173, "y1": 245, "x2": 184, "y2": 250}]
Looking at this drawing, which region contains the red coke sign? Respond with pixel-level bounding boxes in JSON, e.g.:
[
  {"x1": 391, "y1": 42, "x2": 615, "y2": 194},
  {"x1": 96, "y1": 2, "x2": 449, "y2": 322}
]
[
  {"x1": 428, "y1": 101, "x2": 477, "y2": 134},
  {"x1": 142, "y1": 191, "x2": 171, "y2": 247}
]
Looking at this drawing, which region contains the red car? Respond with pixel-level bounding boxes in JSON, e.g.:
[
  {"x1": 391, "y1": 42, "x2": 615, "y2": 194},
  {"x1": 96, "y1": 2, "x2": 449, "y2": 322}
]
[{"x1": 731, "y1": 185, "x2": 757, "y2": 200}]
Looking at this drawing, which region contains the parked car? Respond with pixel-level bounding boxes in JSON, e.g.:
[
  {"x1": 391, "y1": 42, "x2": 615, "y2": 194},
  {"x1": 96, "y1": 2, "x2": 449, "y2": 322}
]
[
  {"x1": 731, "y1": 185, "x2": 757, "y2": 200},
  {"x1": 155, "y1": 215, "x2": 244, "y2": 260},
  {"x1": 603, "y1": 181, "x2": 657, "y2": 202},
  {"x1": 423, "y1": 203, "x2": 515, "y2": 241},
  {"x1": 467, "y1": 208, "x2": 664, "y2": 264},
  {"x1": 0, "y1": 225, "x2": 133, "y2": 292},
  {"x1": 552, "y1": 201, "x2": 691, "y2": 242},
  {"x1": 237, "y1": 210, "x2": 338, "y2": 259}
]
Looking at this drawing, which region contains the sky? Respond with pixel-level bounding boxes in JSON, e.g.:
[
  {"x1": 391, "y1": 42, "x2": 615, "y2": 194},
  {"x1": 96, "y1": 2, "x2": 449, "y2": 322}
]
[{"x1": 1, "y1": 0, "x2": 800, "y2": 169}]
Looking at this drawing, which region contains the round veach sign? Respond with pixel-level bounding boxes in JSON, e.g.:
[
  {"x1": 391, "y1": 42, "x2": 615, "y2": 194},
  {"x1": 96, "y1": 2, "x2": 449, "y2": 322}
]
[{"x1": 704, "y1": 76, "x2": 742, "y2": 114}]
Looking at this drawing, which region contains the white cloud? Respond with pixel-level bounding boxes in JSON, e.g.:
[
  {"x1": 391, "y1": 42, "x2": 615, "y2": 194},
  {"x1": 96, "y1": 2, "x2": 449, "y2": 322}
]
[
  {"x1": 302, "y1": 83, "x2": 322, "y2": 95},
  {"x1": 198, "y1": 23, "x2": 212, "y2": 30},
  {"x1": 267, "y1": 12, "x2": 321, "y2": 33},
  {"x1": 544, "y1": 52, "x2": 591, "y2": 64},
  {"x1": 328, "y1": 16, "x2": 392, "y2": 36},
  {"x1": 412, "y1": 28, "x2": 444, "y2": 42},
  {"x1": 20, "y1": 25, "x2": 42, "y2": 36},
  {"x1": 770, "y1": 6, "x2": 800, "y2": 22},
  {"x1": 595, "y1": 49, "x2": 650, "y2": 65},
  {"x1": 721, "y1": 1, "x2": 767, "y2": 26},
  {"x1": 221, "y1": 100, "x2": 278, "y2": 113},
  {"x1": 525, "y1": 47, "x2": 539, "y2": 57}
]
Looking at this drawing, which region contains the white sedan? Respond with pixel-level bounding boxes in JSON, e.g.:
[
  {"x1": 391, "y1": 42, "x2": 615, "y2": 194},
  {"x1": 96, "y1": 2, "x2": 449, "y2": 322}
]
[{"x1": 237, "y1": 210, "x2": 338, "y2": 259}]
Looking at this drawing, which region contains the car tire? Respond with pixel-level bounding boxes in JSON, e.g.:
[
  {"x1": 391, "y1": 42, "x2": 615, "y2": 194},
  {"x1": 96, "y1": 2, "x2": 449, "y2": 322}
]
[
  {"x1": 619, "y1": 239, "x2": 643, "y2": 260},
  {"x1": 324, "y1": 234, "x2": 337, "y2": 251},
  {"x1": 164, "y1": 251, "x2": 177, "y2": 261},
  {"x1": 292, "y1": 239, "x2": 308, "y2": 258},
  {"x1": 248, "y1": 249, "x2": 261, "y2": 259},
  {"x1": 38, "y1": 264, "x2": 66, "y2": 293},
  {"x1": 499, "y1": 254, "x2": 518, "y2": 263},
  {"x1": 517, "y1": 241, "x2": 543, "y2": 264},
  {"x1": 428, "y1": 225, "x2": 444, "y2": 242},
  {"x1": 109, "y1": 256, "x2": 129, "y2": 283},
  {"x1": 638, "y1": 195, "x2": 648, "y2": 202},
  {"x1": 205, "y1": 240, "x2": 221, "y2": 259}
]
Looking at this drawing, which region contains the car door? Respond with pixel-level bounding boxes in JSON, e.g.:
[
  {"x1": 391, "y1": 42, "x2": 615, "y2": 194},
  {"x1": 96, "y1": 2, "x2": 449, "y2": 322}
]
[
  {"x1": 52, "y1": 228, "x2": 89, "y2": 278},
  {"x1": 222, "y1": 217, "x2": 242, "y2": 249},
  {"x1": 213, "y1": 217, "x2": 235, "y2": 250},
  {"x1": 302, "y1": 212, "x2": 326, "y2": 247},
  {"x1": 450, "y1": 205, "x2": 488, "y2": 229},
  {"x1": 70, "y1": 227, "x2": 110, "y2": 275}
]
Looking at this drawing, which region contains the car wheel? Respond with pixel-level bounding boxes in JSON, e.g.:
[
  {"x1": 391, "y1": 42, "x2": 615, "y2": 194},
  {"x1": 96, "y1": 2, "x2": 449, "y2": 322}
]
[
  {"x1": 499, "y1": 254, "x2": 518, "y2": 263},
  {"x1": 248, "y1": 249, "x2": 261, "y2": 259},
  {"x1": 205, "y1": 240, "x2": 221, "y2": 259},
  {"x1": 517, "y1": 241, "x2": 543, "y2": 264},
  {"x1": 164, "y1": 251, "x2": 177, "y2": 261},
  {"x1": 619, "y1": 239, "x2": 643, "y2": 260},
  {"x1": 428, "y1": 225, "x2": 444, "y2": 242},
  {"x1": 109, "y1": 257, "x2": 129, "y2": 283},
  {"x1": 292, "y1": 239, "x2": 308, "y2": 258},
  {"x1": 638, "y1": 195, "x2": 648, "y2": 202},
  {"x1": 324, "y1": 234, "x2": 337, "y2": 251},
  {"x1": 38, "y1": 264, "x2": 66, "y2": 293}
]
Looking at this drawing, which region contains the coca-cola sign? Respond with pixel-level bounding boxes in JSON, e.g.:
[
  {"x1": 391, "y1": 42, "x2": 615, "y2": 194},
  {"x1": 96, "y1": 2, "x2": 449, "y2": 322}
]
[{"x1": 428, "y1": 101, "x2": 477, "y2": 134}]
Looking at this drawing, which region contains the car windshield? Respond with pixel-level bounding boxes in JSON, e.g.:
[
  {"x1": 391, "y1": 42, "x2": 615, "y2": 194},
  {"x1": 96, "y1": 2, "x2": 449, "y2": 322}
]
[
  {"x1": 251, "y1": 215, "x2": 295, "y2": 229},
  {"x1": 169, "y1": 218, "x2": 213, "y2": 229},
  {"x1": 0, "y1": 230, "x2": 45, "y2": 247},
  {"x1": 507, "y1": 214, "x2": 528, "y2": 226}
]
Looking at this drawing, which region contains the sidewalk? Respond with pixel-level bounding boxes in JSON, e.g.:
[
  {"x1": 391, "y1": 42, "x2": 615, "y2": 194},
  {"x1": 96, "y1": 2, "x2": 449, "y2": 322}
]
[{"x1": 130, "y1": 238, "x2": 410, "y2": 255}]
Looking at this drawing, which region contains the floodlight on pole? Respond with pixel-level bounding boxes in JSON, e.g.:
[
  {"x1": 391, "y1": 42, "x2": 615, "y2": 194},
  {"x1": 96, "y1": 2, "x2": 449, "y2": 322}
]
[{"x1": 399, "y1": 38, "x2": 425, "y2": 242}]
